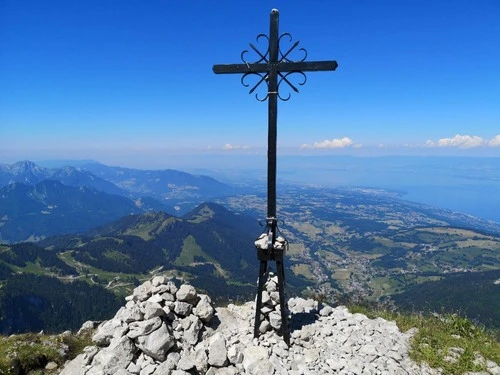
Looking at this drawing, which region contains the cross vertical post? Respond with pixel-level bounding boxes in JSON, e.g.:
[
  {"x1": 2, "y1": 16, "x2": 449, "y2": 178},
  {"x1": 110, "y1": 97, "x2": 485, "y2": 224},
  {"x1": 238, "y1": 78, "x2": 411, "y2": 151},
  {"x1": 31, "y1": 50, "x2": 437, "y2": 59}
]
[
  {"x1": 267, "y1": 9, "x2": 279, "y2": 225},
  {"x1": 213, "y1": 8, "x2": 338, "y2": 346}
]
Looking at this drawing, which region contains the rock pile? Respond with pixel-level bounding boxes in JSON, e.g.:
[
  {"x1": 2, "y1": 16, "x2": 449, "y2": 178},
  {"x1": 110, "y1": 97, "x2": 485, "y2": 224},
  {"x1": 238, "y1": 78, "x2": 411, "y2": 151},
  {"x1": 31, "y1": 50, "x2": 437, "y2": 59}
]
[
  {"x1": 61, "y1": 276, "x2": 216, "y2": 375},
  {"x1": 60, "y1": 277, "x2": 499, "y2": 375},
  {"x1": 255, "y1": 272, "x2": 285, "y2": 335}
]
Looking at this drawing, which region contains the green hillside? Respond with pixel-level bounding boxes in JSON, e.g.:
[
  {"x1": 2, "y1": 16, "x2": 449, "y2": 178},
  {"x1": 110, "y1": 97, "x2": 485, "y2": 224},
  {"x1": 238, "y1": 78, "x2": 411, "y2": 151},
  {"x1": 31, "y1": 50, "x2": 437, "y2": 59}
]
[
  {"x1": 392, "y1": 269, "x2": 500, "y2": 329},
  {"x1": 0, "y1": 203, "x2": 294, "y2": 333}
]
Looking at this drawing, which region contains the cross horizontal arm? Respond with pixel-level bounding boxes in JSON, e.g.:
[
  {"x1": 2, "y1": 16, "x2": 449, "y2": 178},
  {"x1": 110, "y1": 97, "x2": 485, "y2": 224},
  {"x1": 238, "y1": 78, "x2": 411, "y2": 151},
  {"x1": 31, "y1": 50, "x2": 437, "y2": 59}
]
[
  {"x1": 213, "y1": 63, "x2": 269, "y2": 74},
  {"x1": 279, "y1": 60, "x2": 338, "y2": 72},
  {"x1": 212, "y1": 60, "x2": 338, "y2": 75}
]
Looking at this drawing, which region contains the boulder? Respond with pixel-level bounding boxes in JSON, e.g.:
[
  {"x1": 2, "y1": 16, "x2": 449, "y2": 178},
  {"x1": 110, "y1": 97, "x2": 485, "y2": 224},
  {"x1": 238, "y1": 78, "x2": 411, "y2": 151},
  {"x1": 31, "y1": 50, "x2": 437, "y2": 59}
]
[
  {"x1": 90, "y1": 335, "x2": 135, "y2": 374},
  {"x1": 127, "y1": 317, "x2": 162, "y2": 340},
  {"x1": 193, "y1": 294, "x2": 215, "y2": 323},
  {"x1": 132, "y1": 281, "x2": 153, "y2": 302},
  {"x1": 208, "y1": 333, "x2": 228, "y2": 367},
  {"x1": 93, "y1": 318, "x2": 128, "y2": 346},
  {"x1": 135, "y1": 322, "x2": 174, "y2": 362},
  {"x1": 176, "y1": 284, "x2": 198, "y2": 305},
  {"x1": 182, "y1": 315, "x2": 203, "y2": 345},
  {"x1": 174, "y1": 301, "x2": 193, "y2": 317}
]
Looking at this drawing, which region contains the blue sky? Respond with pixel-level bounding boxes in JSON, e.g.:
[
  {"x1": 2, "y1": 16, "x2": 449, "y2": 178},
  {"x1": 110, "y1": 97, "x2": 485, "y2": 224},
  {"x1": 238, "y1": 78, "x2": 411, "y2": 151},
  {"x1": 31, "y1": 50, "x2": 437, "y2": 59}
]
[{"x1": 1, "y1": 0, "x2": 499, "y2": 168}]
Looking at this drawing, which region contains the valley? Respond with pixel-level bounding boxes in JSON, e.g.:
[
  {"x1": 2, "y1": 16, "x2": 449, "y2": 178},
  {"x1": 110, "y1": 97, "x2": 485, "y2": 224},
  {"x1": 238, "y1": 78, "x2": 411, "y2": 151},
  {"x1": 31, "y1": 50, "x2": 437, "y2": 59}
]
[{"x1": 218, "y1": 186, "x2": 500, "y2": 299}]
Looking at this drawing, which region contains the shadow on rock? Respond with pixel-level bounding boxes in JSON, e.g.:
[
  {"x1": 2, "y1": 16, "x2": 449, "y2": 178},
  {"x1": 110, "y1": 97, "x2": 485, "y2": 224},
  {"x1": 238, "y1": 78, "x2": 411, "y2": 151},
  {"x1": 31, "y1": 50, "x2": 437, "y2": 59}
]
[{"x1": 289, "y1": 311, "x2": 318, "y2": 333}]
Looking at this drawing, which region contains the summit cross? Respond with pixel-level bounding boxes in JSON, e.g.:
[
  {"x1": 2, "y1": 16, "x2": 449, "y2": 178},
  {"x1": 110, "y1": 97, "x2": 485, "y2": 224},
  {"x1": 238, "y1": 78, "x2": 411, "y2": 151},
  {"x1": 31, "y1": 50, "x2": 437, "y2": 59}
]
[{"x1": 212, "y1": 8, "x2": 338, "y2": 345}]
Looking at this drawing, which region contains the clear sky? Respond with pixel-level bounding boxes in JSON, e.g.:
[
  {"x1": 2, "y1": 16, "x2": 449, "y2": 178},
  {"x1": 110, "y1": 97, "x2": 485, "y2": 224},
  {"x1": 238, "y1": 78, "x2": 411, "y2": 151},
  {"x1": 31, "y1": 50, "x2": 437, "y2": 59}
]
[{"x1": 1, "y1": 0, "x2": 499, "y2": 168}]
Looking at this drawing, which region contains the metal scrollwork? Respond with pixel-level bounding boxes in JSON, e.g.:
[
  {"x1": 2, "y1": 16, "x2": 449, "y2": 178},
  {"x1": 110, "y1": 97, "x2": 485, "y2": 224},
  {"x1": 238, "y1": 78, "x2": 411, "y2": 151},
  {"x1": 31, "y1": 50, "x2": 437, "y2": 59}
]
[
  {"x1": 241, "y1": 34, "x2": 269, "y2": 64},
  {"x1": 238, "y1": 32, "x2": 310, "y2": 101},
  {"x1": 278, "y1": 33, "x2": 307, "y2": 63},
  {"x1": 240, "y1": 34, "x2": 271, "y2": 101},
  {"x1": 277, "y1": 71, "x2": 307, "y2": 101},
  {"x1": 241, "y1": 72, "x2": 269, "y2": 101}
]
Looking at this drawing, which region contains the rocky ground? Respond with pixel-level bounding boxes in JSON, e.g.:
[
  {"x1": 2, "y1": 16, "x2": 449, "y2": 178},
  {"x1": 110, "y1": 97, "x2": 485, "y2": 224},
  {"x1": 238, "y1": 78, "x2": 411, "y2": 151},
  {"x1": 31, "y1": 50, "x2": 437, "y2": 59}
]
[{"x1": 56, "y1": 276, "x2": 499, "y2": 375}]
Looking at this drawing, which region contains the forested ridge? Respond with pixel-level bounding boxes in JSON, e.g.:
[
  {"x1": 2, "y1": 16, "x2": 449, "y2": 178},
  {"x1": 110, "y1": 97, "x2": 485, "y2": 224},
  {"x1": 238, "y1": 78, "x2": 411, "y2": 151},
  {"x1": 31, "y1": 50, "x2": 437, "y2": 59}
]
[{"x1": 0, "y1": 274, "x2": 122, "y2": 333}]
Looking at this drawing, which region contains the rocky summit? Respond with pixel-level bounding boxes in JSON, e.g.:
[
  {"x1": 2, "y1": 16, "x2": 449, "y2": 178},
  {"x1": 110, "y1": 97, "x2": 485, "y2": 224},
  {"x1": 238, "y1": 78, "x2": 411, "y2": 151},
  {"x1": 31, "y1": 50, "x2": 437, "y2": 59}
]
[{"x1": 59, "y1": 277, "x2": 491, "y2": 375}]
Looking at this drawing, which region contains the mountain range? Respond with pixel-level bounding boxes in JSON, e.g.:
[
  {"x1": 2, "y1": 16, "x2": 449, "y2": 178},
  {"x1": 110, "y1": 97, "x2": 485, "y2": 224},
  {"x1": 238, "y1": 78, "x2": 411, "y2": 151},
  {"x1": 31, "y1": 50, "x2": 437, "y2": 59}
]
[{"x1": 0, "y1": 161, "x2": 237, "y2": 242}]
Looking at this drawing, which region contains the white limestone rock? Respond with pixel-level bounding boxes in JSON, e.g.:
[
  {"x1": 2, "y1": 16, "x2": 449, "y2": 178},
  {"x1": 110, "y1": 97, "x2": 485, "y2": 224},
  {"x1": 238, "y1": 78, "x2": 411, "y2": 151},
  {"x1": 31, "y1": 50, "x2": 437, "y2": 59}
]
[
  {"x1": 177, "y1": 351, "x2": 196, "y2": 371},
  {"x1": 266, "y1": 279, "x2": 277, "y2": 292},
  {"x1": 319, "y1": 305, "x2": 333, "y2": 317},
  {"x1": 173, "y1": 371, "x2": 193, "y2": 375},
  {"x1": 58, "y1": 353, "x2": 87, "y2": 375},
  {"x1": 127, "y1": 317, "x2": 162, "y2": 340},
  {"x1": 227, "y1": 344, "x2": 244, "y2": 365},
  {"x1": 152, "y1": 284, "x2": 169, "y2": 295},
  {"x1": 182, "y1": 315, "x2": 203, "y2": 346},
  {"x1": 90, "y1": 335, "x2": 135, "y2": 374},
  {"x1": 143, "y1": 301, "x2": 166, "y2": 320},
  {"x1": 133, "y1": 281, "x2": 153, "y2": 302},
  {"x1": 151, "y1": 275, "x2": 166, "y2": 287},
  {"x1": 166, "y1": 281, "x2": 178, "y2": 294},
  {"x1": 247, "y1": 358, "x2": 276, "y2": 375},
  {"x1": 269, "y1": 311, "x2": 282, "y2": 330},
  {"x1": 288, "y1": 297, "x2": 318, "y2": 314},
  {"x1": 135, "y1": 322, "x2": 175, "y2": 362},
  {"x1": 176, "y1": 284, "x2": 198, "y2": 305},
  {"x1": 151, "y1": 352, "x2": 180, "y2": 375},
  {"x1": 174, "y1": 301, "x2": 193, "y2": 317},
  {"x1": 126, "y1": 361, "x2": 141, "y2": 374},
  {"x1": 160, "y1": 292, "x2": 176, "y2": 302},
  {"x1": 117, "y1": 304, "x2": 144, "y2": 323},
  {"x1": 208, "y1": 332, "x2": 228, "y2": 367},
  {"x1": 92, "y1": 318, "x2": 128, "y2": 346},
  {"x1": 140, "y1": 364, "x2": 156, "y2": 375},
  {"x1": 78, "y1": 320, "x2": 99, "y2": 335},
  {"x1": 193, "y1": 346, "x2": 209, "y2": 373},
  {"x1": 259, "y1": 320, "x2": 270, "y2": 334},
  {"x1": 206, "y1": 367, "x2": 239, "y2": 375},
  {"x1": 147, "y1": 293, "x2": 164, "y2": 304},
  {"x1": 82, "y1": 346, "x2": 99, "y2": 365},
  {"x1": 261, "y1": 290, "x2": 271, "y2": 305},
  {"x1": 193, "y1": 294, "x2": 215, "y2": 323},
  {"x1": 242, "y1": 346, "x2": 269, "y2": 372}
]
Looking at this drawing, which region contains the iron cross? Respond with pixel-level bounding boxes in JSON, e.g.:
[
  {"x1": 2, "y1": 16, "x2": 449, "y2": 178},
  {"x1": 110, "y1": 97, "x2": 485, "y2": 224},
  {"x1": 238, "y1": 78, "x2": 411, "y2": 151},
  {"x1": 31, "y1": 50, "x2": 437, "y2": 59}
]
[
  {"x1": 213, "y1": 8, "x2": 338, "y2": 345},
  {"x1": 213, "y1": 8, "x2": 337, "y2": 230}
]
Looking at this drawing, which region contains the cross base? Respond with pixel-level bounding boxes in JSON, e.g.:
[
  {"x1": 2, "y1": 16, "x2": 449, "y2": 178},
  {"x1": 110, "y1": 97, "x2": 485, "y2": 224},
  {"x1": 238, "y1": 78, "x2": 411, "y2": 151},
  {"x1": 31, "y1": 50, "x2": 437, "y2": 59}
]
[{"x1": 254, "y1": 252, "x2": 290, "y2": 346}]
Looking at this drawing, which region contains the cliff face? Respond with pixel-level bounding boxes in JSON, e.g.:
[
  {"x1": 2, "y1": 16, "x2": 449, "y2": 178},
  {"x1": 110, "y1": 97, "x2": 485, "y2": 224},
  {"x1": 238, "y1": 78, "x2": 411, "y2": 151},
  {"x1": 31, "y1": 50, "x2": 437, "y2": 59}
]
[{"x1": 58, "y1": 276, "x2": 441, "y2": 375}]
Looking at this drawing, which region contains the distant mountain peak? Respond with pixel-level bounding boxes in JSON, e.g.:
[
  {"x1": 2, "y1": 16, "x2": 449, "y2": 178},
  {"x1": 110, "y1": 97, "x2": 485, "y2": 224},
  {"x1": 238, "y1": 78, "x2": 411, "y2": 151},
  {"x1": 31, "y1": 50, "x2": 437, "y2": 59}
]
[
  {"x1": 11, "y1": 160, "x2": 41, "y2": 170},
  {"x1": 0, "y1": 160, "x2": 48, "y2": 185}
]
